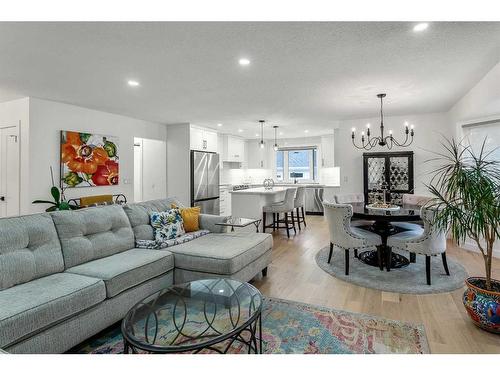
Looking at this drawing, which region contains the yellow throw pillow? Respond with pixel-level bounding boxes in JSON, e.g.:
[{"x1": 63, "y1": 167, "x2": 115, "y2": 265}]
[{"x1": 171, "y1": 204, "x2": 200, "y2": 232}]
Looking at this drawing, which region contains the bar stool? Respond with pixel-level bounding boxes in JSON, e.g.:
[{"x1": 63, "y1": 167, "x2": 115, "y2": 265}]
[
  {"x1": 262, "y1": 188, "x2": 297, "y2": 238},
  {"x1": 292, "y1": 186, "x2": 306, "y2": 230}
]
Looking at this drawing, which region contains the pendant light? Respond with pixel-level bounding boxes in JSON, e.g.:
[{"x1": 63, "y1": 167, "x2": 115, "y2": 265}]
[
  {"x1": 259, "y1": 120, "x2": 265, "y2": 149},
  {"x1": 351, "y1": 93, "x2": 415, "y2": 150},
  {"x1": 273, "y1": 125, "x2": 279, "y2": 151}
]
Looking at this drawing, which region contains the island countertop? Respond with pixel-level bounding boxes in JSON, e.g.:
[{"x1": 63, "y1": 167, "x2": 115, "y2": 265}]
[{"x1": 229, "y1": 187, "x2": 292, "y2": 195}]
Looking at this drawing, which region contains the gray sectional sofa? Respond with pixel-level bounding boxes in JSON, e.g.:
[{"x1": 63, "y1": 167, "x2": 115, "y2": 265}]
[{"x1": 0, "y1": 198, "x2": 273, "y2": 354}]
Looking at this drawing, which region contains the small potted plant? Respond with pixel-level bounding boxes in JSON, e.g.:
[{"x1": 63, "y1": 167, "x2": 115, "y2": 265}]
[
  {"x1": 32, "y1": 167, "x2": 78, "y2": 212},
  {"x1": 427, "y1": 138, "x2": 500, "y2": 333}
]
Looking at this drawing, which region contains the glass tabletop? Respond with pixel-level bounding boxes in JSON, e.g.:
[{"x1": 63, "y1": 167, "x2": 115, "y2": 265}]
[
  {"x1": 215, "y1": 217, "x2": 261, "y2": 227},
  {"x1": 121, "y1": 278, "x2": 262, "y2": 352},
  {"x1": 350, "y1": 202, "x2": 422, "y2": 219}
]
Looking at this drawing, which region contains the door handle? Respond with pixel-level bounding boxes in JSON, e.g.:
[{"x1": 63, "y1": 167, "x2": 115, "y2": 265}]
[{"x1": 0, "y1": 196, "x2": 5, "y2": 201}]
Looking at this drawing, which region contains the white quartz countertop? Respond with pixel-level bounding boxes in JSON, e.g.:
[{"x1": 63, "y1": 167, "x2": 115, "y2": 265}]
[{"x1": 229, "y1": 186, "x2": 293, "y2": 195}]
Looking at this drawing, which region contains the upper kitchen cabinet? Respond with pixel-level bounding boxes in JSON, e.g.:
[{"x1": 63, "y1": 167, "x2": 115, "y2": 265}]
[
  {"x1": 320, "y1": 134, "x2": 335, "y2": 168},
  {"x1": 223, "y1": 135, "x2": 245, "y2": 162},
  {"x1": 190, "y1": 126, "x2": 218, "y2": 153},
  {"x1": 246, "y1": 139, "x2": 270, "y2": 169}
]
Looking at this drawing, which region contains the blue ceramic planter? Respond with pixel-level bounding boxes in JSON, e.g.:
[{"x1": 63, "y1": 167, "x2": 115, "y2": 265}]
[{"x1": 463, "y1": 277, "x2": 500, "y2": 334}]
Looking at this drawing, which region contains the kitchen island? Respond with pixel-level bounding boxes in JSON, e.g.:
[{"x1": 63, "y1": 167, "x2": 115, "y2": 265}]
[{"x1": 230, "y1": 187, "x2": 294, "y2": 232}]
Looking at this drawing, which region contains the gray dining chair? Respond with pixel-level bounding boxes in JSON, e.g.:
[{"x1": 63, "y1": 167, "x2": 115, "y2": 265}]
[
  {"x1": 391, "y1": 194, "x2": 432, "y2": 232},
  {"x1": 334, "y1": 193, "x2": 374, "y2": 228},
  {"x1": 388, "y1": 207, "x2": 449, "y2": 285},
  {"x1": 324, "y1": 202, "x2": 382, "y2": 275}
]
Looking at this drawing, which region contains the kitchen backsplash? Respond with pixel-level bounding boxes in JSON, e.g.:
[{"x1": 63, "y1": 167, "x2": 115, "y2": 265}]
[{"x1": 221, "y1": 168, "x2": 273, "y2": 185}]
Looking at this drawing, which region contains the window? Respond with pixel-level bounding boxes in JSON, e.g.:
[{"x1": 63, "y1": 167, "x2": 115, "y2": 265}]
[
  {"x1": 275, "y1": 147, "x2": 318, "y2": 182},
  {"x1": 462, "y1": 121, "x2": 500, "y2": 161}
]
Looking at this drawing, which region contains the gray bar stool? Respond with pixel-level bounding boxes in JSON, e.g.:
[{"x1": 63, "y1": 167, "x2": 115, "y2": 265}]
[
  {"x1": 292, "y1": 186, "x2": 306, "y2": 230},
  {"x1": 262, "y1": 188, "x2": 297, "y2": 238}
]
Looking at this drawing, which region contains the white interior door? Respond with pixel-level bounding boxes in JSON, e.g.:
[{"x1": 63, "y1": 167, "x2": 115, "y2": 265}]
[
  {"x1": 142, "y1": 138, "x2": 167, "y2": 201},
  {"x1": 134, "y1": 137, "x2": 167, "y2": 202},
  {"x1": 133, "y1": 138, "x2": 143, "y2": 202},
  {"x1": 0, "y1": 125, "x2": 20, "y2": 218}
]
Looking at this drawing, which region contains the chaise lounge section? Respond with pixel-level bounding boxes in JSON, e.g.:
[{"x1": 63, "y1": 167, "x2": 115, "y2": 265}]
[
  {"x1": 123, "y1": 198, "x2": 273, "y2": 283},
  {"x1": 0, "y1": 198, "x2": 273, "y2": 354}
]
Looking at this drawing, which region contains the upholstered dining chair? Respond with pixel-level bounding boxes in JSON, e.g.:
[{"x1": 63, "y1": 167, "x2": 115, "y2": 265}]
[
  {"x1": 263, "y1": 187, "x2": 298, "y2": 238},
  {"x1": 323, "y1": 202, "x2": 382, "y2": 275},
  {"x1": 391, "y1": 193, "x2": 433, "y2": 232},
  {"x1": 387, "y1": 207, "x2": 449, "y2": 285},
  {"x1": 334, "y1": 193, "x2": 374, "y2": 228},
  {"x1": 293, "y1": 186, "x2": 307, "y2": 230}
]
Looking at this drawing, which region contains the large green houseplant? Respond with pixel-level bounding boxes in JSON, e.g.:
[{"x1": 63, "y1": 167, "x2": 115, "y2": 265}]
[{"x1": 426, "y1": 138, "x2": 500, "y2": 332}]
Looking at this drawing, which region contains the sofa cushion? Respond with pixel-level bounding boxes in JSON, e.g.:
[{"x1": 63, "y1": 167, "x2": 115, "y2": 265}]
[
  {"x1": 65, "y1": 248, "x2": 174, "y2": 298},
  {"x1": 166, "y1": 232, "x2": 273, "y2": 275},
  {"x1": 150, "y1": 209, "x2": 185, "y2": 241},
  {"x1": 0, "y1": 273, "x2": 105, "y2": 348},
  {"x1": 123, "y1": 198, "x2": 183, "y2": 241},
  {"x1": 0, "y1": 213, "x2": 64, "y2": 291},
  {"x1": 51, "y1": 205, "x2": 135, "y2": 268}
]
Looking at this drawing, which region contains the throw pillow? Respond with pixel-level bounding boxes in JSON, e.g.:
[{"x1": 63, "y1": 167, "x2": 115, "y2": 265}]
[
  {"x1": 171, "y1": 204, "x2": 201, "y2": 233},
  {"x1": 150, "y1": 209, "x2": 185, "y2": 241}
]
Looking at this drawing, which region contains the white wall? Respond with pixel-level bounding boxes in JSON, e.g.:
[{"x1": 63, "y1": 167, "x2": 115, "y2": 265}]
[
  {"x1": 449, "y1": 60, "x2": 500, "y2": 130},
  {"x1": 335, "y1": 112, "x2": 452, "y2": 195},
  {"x1": 166, "y1": 123, "x2": 191, "y2": 205},
  {"x1": 0, "y1": 97, "x2": 31, "y2": 214},
  {"x1": 28, "y1": 98, "x2": 167, "y2": 212}
]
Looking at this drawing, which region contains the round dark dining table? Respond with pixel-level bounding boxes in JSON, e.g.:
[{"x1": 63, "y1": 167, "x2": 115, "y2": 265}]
[{"x1": 349, "y1": 202, "x2": 422, "y2": 271}]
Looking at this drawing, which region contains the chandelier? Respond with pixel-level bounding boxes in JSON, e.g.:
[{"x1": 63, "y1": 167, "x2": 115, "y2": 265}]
[{"x1": 351, "y1": 93, "x2": 414, "y2": 150}]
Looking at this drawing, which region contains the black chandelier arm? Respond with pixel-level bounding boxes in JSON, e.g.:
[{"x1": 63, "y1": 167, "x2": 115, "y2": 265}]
[
  {"x1": 386, "y1": 132, "x2": 414, "y2": 148},
  {"x1": 351, "y1": 135, "x2": 379, "y2": 150}
]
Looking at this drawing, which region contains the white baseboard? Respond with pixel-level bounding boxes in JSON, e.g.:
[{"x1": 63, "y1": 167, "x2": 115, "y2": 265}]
[{"x1": 462, "y1": 239, "x2": 500, "y2": 259}]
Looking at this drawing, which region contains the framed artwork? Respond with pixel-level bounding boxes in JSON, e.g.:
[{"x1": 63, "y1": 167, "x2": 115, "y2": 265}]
[{"x1": 60, "y1": 130, "x2": 119, "y2": 188}]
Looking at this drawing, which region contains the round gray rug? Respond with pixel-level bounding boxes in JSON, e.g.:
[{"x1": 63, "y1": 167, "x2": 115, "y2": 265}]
[{"x1": 315, "y1": 246, "x2": 467, "y2": 294}]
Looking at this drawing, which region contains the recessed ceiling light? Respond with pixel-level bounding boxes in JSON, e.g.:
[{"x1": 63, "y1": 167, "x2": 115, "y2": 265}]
[
  {"x1": 127, "y1": 80, "x2": 140, "y2": 87},
  {"x1": 217, "y1": 123, "x2": 223, "y2": 127},
  {"x1": 279, "y1": 132, "x2": 283, "y2": 136},
  {"x1": 238, "y1": 58, "x2": 251, "y2": 66},
  {"x1": 413, "y1": 23, "x2": 429, "y2": 32},
  {"x1": 238, "y1": 129, "x2": 243, "y2": 133},
  {"x1": 255, "y1": 133, "x2": 259, "y2": 137},
  {"x1": 304, "y1": 130, "x2": 309, "y2": 133}
]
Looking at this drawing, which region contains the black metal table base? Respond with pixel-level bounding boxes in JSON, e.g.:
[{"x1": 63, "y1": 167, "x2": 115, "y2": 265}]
[
  {"x1": 123, "y1": 312, "x2": 262, "y2": 354},
  {"x1": 355, "y1": 222, "x2": 410, "y2": 271},
  {"x1": 358, "y1": 249, "x2": 410, "y2": 269}
]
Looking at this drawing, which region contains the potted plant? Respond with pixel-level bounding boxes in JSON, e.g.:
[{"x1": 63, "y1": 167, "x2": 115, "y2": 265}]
[
  {"x1": 426, "y1": 138, "x2": 500, "y2": 333},
  {"x1": 32, "y1": 167, "x2": 78, "y2": 212}
]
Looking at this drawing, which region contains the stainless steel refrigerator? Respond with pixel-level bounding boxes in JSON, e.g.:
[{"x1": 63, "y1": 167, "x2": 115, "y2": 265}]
[{"x1": 190, "y1": 150, "x2": 220, "y2": 214}]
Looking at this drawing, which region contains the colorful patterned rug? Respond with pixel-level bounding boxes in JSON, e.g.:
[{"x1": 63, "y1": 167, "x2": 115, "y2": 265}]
[{"x1": 71, "y1": 297, "x2": 429, "y2": 354}]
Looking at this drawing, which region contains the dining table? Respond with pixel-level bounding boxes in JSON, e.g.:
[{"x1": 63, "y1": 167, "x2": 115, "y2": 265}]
[{"x1": 349, "y1": 202, "x2": 423, "y2": 271}]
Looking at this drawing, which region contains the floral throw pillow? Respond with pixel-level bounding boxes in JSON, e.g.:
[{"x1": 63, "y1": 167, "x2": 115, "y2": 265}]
[{"x1": 150, "y1": 209, "x2": 185, "y2": 241}]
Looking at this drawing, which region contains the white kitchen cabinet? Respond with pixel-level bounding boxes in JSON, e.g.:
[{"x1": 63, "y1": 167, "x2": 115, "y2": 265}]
[
  {"x1": 223, "y1": 135, "x2": 245, "y2": 162},
  {"x1": 321, "y1": 134, "x2": 335, "y2": 168},
  {"x1": 203, "y1": 130, "x2": 218, "y2": 152},
  {"x1": 246, "y1": 140, "x2": 269, "y2": 169},
  {"x1": 219, "y1": 185, "x2": 232, "y2": 216},
  {"x1": 190, "y1": 126, "x2": 218, "y2": 152}
]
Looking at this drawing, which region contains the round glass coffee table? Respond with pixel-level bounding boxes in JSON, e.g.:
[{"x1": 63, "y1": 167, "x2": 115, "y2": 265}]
[{"x1": 121, "y1": 278, "x2": 263, "y2": 354}]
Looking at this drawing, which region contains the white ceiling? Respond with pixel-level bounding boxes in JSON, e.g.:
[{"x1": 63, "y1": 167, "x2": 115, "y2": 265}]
[{"x1": 1, "y1": 22, "x2": 500, "y2": 138}]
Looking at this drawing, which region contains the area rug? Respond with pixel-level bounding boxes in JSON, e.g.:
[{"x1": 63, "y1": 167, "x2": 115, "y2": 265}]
[
  {"x1": 71, "y1": 297, "x2": 429, "y2": 354},
  {"x1": 316, "y1": 246, "x2": 467, "y2": 294}
]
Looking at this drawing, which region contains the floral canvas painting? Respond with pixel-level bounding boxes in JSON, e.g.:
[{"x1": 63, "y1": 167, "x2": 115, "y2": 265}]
[{"x1": 60, "y1": 130, "x2": 119, "y2": 188}]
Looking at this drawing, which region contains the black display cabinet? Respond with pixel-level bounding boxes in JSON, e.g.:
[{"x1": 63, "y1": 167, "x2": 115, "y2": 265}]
[{"x1": 363, "y1": 151, "x2": 414, "y2": 205}]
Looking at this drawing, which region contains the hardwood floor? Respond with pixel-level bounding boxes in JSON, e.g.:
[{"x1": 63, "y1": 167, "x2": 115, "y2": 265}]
[{"x1": 252, "y1": 215, "x2": 500, "y2": 353}]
